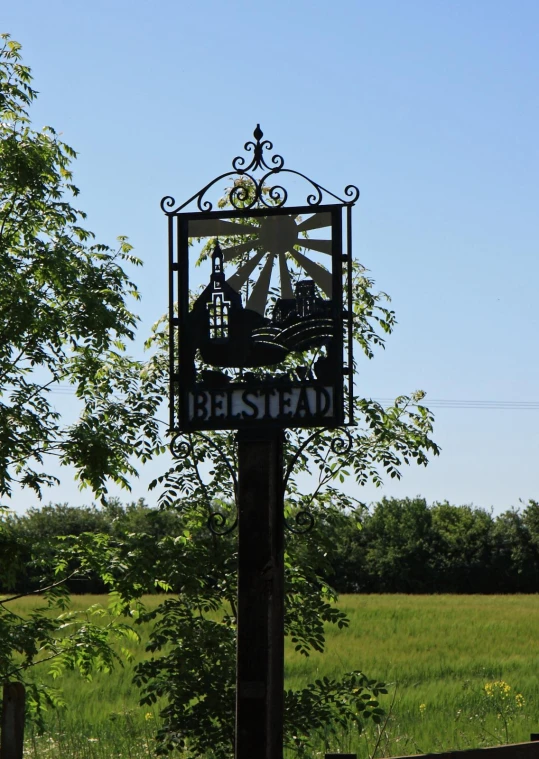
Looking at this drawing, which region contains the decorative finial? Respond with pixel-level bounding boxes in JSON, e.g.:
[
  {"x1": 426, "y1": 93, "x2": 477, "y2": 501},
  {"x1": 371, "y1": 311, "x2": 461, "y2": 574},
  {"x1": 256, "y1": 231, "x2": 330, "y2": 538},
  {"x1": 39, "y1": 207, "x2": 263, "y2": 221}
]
[{"x1": 161, "y1": 126, "x2": 358, "y2": 215}]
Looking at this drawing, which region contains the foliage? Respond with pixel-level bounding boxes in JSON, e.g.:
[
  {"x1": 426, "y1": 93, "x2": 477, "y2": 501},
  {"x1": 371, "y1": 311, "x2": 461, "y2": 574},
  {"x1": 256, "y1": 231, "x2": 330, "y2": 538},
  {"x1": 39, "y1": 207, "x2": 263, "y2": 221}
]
[
  {"x1": 0, "y1": 498, "x2": 188, "y2": 595},
  {"x1": 284, "y1": 671, "x2": 387, "y2": 756},
  {"x1": 0, "y1": 510, "x2": 140, "y2": 730},
  {"x1": 88, "y1": 498, "x2": 389, "y2": 759},
  {"x1": 0, "y1": 34, "x2": 162, "y2": 499},
  {"x1": 10, "y1": 593, "x2": 539, "y2": 759},
  {"x1": 6, "y1": 496, "x2": 539, "y2": 601},
  {"x1": 0, "y1": 33, "x2": 166, "y2": 732},
  {"x1": 452, "y1": 679, "x2": 529, "y2": 750},
  {"x1": 330, "y1": 497, "x2": 539, "y2": 594},
  {"x1": 93, "y1": 184, "x2": 440, "y2": 757}
]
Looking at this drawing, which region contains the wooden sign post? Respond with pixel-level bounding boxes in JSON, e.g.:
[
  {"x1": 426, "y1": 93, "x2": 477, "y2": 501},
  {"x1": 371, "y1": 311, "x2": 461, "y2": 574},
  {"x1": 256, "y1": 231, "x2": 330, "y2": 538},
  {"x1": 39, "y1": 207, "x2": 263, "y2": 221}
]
[
  {"x1": 1, "y1": 682, "x2": 25, "y2": 759},
  {"x1": 164, "y1": 126, "x2": 358, "y2": 759},
  {"x1": 235, "y1": 430, "x2": 284, "y2": 759}
]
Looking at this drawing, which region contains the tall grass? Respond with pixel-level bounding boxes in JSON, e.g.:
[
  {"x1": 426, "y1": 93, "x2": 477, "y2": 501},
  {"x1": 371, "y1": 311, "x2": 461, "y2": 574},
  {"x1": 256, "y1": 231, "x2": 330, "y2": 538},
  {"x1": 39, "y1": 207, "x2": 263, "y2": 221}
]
[
  {"x1": 287, "y1": 595, "x2": 539, "y2": 756},
  {"x1": 8, "y1": 594, "x2": 539, "y2": 757}
]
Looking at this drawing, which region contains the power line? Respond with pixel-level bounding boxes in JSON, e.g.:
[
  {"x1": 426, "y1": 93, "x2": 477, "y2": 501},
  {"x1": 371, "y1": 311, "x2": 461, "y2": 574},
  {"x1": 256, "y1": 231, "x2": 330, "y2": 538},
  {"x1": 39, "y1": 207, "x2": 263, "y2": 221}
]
[
  {"x1": 373, "y1": 398, "x2": 539, "y2": 410},
  {"x1": 45, "y1": 385, "x2": 539, "y2": 410}
]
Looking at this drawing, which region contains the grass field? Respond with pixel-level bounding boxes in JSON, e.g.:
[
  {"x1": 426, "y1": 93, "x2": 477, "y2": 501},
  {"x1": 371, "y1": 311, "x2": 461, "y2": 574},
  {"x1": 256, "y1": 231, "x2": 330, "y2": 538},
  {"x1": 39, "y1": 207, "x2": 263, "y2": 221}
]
[{"x1": 10, "y1": 594, "x2": 539, "y2": 758}]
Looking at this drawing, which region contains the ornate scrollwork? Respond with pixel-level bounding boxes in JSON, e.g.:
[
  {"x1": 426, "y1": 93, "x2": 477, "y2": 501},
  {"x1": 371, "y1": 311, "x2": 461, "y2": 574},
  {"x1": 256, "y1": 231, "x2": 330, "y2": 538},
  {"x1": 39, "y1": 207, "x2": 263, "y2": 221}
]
[
  {"x1": 208, "y1": 508, "x2": 238, "y2": 536},
  {"x1": 170, "y1": 426, "x2": 354, "y2": 537},
  {"x1": 161, "y1": 195, "x2": 176, "y2": 212},
  {"x1": 282, "y1": 426, "x2": 354, "y2": 535},
  {"x1": 170, "y1": 430, "x2": 239, "y2": 536},
  {"x1": 344, "y1": 184, "x2": 360, "y2": 204},
  {"x1": 170, "y1": 432, "x2": 192, "y2": 459},
  {"x1": 284, "y1": 509, "x2": 315, "y2": 535},
  {"x1": 161, "y1": 125, "x2": 359, "y2": 215},
  {"x1": 232, "y1": 124, "x2": 285, "y2": 173},
  {"x1": 228, "y1": 176, "x2": 257, "y2": 209},
  {"x1": 330, "y1": 427, "x2": 353, "y2": 456},
  {"x1": 282, "y1": 429, "x2": 324, "y2": 493}
]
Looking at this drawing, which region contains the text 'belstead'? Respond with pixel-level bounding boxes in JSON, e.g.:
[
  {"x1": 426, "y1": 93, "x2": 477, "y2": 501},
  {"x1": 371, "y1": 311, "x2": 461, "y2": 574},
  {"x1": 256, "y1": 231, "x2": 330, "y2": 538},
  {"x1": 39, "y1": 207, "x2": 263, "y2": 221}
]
[{"x1": 189, "y1": 385, "x2": 334, "y2": 422}]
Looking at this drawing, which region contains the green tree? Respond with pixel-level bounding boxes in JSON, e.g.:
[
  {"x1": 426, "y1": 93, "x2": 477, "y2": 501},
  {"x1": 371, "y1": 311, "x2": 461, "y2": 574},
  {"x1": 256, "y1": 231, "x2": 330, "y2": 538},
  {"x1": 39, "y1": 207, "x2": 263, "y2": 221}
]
[
  {"x1": 491, "y1": 508, "x2": 538, "y2": 592},
  {"x1": 431, "y1": 502, "x2": 495, "y2": 593},
  {"x1": 78, "y1": 488, "x2": 388, "y2": 758},
  {"x1": 0, "y1": 41, "x2": 440, "y2": 752},
  {"x1": 0, "y1": 33, "x2": 163, "y2": 722},
  {"x1": 358, "y1": 497, "x2": 439, "y2": 593},
  {"x1": 0, "y1": 34, "x2": 161, "y2": 499},
  {"x1": 0, "y1": 504, "x2": 142, "y2": 729},
  {"x1": 0, "y1": 502, "x2": 112, "y2": 595}
]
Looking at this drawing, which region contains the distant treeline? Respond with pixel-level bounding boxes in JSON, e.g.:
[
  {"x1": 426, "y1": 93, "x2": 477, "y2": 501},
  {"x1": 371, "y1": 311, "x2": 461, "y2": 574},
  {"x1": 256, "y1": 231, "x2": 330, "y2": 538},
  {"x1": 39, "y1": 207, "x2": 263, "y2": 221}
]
[
  {"x1": 331, "y1": 497, "x2": 539, "y2": 594},
  {"x1": 3, "y1": 497, "x2": 539, "y2": 595}
]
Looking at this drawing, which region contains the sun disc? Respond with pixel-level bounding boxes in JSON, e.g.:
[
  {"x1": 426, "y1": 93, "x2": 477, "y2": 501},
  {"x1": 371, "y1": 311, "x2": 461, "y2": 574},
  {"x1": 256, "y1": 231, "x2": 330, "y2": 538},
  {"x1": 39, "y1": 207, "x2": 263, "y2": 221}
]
[{"x1": 258, "y1": 215, "x2": 298, "y2": 256}]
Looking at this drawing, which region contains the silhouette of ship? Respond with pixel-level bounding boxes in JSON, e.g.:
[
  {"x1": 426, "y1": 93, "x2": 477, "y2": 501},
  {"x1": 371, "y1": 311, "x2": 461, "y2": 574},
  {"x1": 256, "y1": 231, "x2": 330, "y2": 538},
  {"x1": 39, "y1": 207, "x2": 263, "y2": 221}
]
[{"x1": 189, "y1": 244, "x2": 334, "y2": 369}]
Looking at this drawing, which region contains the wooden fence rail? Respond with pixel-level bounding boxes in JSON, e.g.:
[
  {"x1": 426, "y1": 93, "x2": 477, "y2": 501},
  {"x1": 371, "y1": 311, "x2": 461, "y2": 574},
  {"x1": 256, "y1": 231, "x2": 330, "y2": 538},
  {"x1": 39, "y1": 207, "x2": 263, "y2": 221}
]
[
  {"x1": 326, "y1": 742, "x2": 539, "y2": 759},
  {"x1": 384, "y1": 740, "x2": 539, "y2": 758}
]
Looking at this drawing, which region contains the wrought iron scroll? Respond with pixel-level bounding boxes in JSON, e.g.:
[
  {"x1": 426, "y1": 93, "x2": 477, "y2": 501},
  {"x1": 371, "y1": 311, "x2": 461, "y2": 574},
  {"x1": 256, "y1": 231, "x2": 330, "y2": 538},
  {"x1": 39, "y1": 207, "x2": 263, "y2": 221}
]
[
  {"x1": 170, "y1": 432, "x2": 239, "y2": 536},
  {"x1": 207, "y1": 508, "x2": 238, "y2": 537},
  {"x1": 329, "y1": 427, "x2": 353, "y2": 456},
  {"x1": 170, "y1": 432, "x2": 192, "y2": 459},
  {"x1": 282, "y1": 428, "x2": 354, "y2": 534},
  {"x1": 160, "y1": 125, "x2": 359, "y2": 214},
  {"x1": 170, "y1": 427, "x2": 354, "y2": 537},
  {"x1": 284, "y1": 509, "x2": 315, "y2": 535},
  {"x1": 282, "y1": 429, "x2": 325, "y2": 493}
]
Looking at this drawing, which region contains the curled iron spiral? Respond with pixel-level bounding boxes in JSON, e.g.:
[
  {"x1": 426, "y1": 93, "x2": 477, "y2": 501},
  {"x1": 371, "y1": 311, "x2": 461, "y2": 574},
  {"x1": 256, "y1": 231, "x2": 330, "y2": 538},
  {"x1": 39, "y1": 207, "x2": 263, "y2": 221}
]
[
  {"x1": 266, "y1": 184, "x2": 287, "y2": 206},
  {"x1": 344, "y1": 184, "x2": 360, "y2": 203},
  {"x1": 160, "y1": 195, "x2": 176, "y2": 213},
  {"x1": 170, "y1": 433, "x2": 192, "y2": 459},
  {"x1": 330, "y1": 428, "x2": 353, "y2": 456},
  {"x1": 281, "y1": 427, "x2": 354, "y2": 534},
  {"x1": 169, "y1": 431, "x2": 239, "y2": 535},
  {"x1": 208, "y1": 508, "x2": 238, "y2": 536},
  {"x1": 197, "y1": 196, "x2": 213, "y2": 212},
  {"x1": 229, "y1": 176, "x2": 258, "y2": 209},
  {"x1": 284, "y1": 509, "x2": 315, "y2": 535}
]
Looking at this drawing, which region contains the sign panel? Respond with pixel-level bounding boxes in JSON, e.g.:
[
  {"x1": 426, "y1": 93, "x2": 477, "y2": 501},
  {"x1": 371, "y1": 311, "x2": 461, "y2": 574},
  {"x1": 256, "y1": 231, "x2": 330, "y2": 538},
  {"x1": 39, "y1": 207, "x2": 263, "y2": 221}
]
[
  {"x1": 189, "y1": 384, "x2": 334, "y2": 426},
  {"x1": 164, "y1": 127, "x2": 356, "y2": 432}
]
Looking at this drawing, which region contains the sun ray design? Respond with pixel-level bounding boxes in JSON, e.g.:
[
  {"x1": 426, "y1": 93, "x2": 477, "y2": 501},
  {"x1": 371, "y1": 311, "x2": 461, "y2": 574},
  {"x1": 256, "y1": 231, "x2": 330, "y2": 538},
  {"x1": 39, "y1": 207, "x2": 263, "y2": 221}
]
[
  {"x1": 191, "y1": 212, "x2": 334, "y2": 315},
  {"x1": 189, "y1": 219, "x2": 259, "y2": 237},
  {"x1": 299, "y1": 238, "x2": 332, "y2": 255},
  {"x1": 246, "y1": 253, "x2": 276, "y2": 315},
  {"x1": 221, "y1": 240, "x2": 258, "y2": 262},
  {"x1": 278, "y1": 252, "x2": 294, "y2": 299},
  {"x1": 296, "y1": 212, "x2": 331, "y2": 233},
  {"x1": 226, "y1": 249, "x2": 265, "y2": 292},
  {"x1": 288, "y1": 249, "x2": 332, "y2": 297}
]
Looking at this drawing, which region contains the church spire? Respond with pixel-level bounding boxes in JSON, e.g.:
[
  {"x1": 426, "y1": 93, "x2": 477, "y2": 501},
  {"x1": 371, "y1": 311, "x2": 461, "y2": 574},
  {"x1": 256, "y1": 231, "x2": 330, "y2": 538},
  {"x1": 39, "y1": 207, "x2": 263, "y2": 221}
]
[{"x1": 211, "y1": 240, "x2": 224, "y2": 282}]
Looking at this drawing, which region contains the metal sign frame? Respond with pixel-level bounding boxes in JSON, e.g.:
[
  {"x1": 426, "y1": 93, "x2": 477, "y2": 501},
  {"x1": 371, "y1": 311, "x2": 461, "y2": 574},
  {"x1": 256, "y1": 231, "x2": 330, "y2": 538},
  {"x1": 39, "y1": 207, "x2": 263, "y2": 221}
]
[{"x1": 163, "y1": 126, "x2": 357, "y2": 433}]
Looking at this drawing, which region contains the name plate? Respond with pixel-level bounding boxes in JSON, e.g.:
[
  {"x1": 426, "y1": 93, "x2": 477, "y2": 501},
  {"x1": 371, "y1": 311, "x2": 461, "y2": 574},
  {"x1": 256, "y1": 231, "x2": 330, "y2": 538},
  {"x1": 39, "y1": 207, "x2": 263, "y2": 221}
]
[{"x1": 188, "y1": 384, "x2": 335, "y2": 428}]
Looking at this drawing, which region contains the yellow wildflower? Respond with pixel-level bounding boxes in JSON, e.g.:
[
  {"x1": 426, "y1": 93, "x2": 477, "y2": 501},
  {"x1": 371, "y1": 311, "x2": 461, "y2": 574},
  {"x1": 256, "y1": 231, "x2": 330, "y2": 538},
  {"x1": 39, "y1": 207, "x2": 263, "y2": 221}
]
[{"x1": 484, "y1": 680, "x2": 511, "y2": 699}]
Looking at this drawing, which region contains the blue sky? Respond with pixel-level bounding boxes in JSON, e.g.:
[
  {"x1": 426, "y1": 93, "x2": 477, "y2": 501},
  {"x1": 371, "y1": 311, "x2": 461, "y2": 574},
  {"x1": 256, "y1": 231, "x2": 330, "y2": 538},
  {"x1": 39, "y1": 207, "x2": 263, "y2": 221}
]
[{"x1": 3, "y1": 0, "x2": 539, "y2": 513}]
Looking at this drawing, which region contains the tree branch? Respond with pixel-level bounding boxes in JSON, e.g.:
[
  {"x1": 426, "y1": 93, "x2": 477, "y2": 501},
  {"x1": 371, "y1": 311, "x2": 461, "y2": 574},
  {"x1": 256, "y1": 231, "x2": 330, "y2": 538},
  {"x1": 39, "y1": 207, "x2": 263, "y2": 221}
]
[{"x1": 1, "y1": 569, "x2": 79, "y2": 604}]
